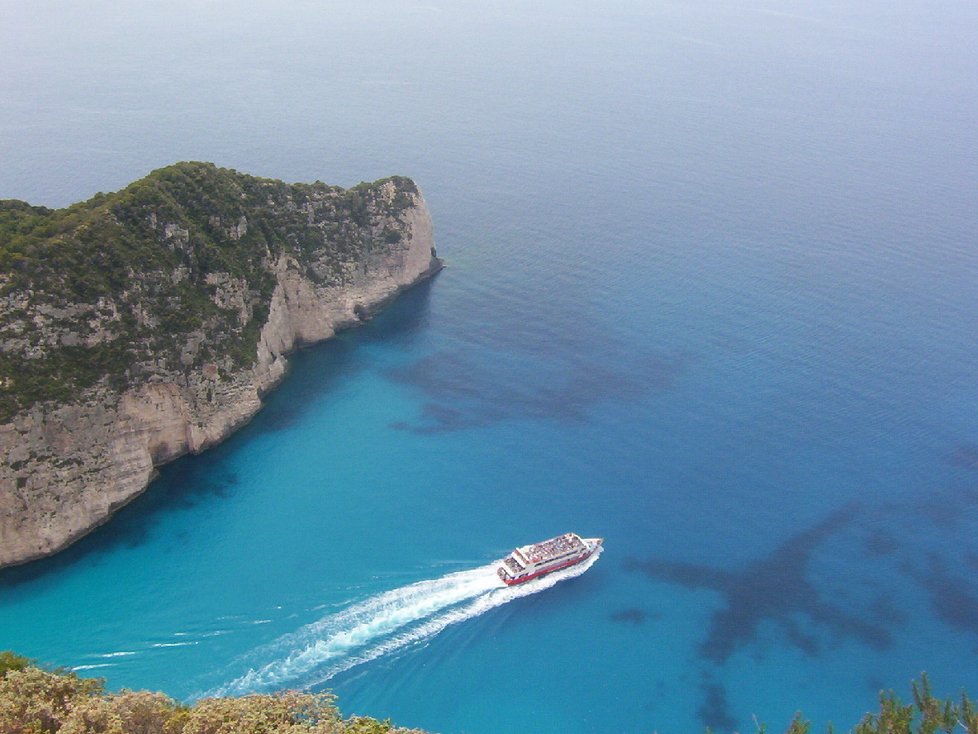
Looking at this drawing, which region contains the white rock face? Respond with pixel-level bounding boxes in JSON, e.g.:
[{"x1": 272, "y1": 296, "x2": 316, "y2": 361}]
[{"x1": 0, "y1": 189, "x2": 440, "y2": 569}]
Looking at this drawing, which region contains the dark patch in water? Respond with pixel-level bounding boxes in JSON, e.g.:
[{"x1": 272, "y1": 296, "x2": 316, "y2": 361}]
[
  {"x1": 386, "y1": 323, "x2": 687, "y2": 433},
  {"x1": 783, "y1": 616, "x2": 821, "y2": 655},
  {"x1": 919, "y1": 500, "x2": 963, "y2": 529},
  {"x1": 610, "y1": 607, "x2": 648, "y2": 625},
  {"x1": 624, "y1": 506, "x2": 894, "y2": 663},
  {"x1": 867, "y1": 595, "x2": 906, "y2": 628},
  {"x1": 913, "y1": 557, "x2": 978, "y2": 637},
  {"x1": 864, "y1": 530, "x2": 899, "y2": 557},
  {"x1": 949, "y1": 444, "x2": 978, "y2": 470},
  {"x1": 698, "y1": 673, "x2": 737, "y2": 732},
  {"x1": 967, "y1": 552, "x2": 978, "y2": 573}
]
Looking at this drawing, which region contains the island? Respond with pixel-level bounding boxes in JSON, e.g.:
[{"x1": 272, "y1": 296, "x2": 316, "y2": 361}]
[{"x1": 0, "y1": 162, "x2": 442, "y2": 569}]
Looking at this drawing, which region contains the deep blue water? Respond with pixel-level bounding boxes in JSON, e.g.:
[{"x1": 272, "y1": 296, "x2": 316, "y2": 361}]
[{"x1": 2, "y1": 1, "x2": 978, "y2": 731}]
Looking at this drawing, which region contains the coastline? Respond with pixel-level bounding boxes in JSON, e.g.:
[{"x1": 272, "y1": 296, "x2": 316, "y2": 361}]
[
  {"x1": 4, "y1": 260, "x2": 443, "y2": 572},
  {"x1": 0, "y1": 171, "x2": 442, "y2": 570}
]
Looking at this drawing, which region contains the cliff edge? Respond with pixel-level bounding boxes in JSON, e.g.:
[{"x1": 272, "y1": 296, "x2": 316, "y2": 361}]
[{"x1": 0, "y1": 163, "x2": 441, "y2": 569}]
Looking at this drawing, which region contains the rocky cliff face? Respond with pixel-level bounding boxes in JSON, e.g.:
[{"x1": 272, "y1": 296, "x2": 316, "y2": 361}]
[{"x1": 0, "y1": 164, "x2": 440, "y2": 568}]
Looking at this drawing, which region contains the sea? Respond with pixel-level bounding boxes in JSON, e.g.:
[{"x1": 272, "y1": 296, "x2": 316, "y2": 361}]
[{"x1": 1, "y1": 1, "x2": 977, "y2": 732}]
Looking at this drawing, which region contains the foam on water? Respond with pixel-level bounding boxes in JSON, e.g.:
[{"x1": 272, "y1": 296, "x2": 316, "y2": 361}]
[{"x1": 211, "y1": 550, "x2": 602, "y2": 697}]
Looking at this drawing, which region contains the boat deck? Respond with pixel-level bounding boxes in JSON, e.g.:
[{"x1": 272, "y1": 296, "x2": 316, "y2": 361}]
[{"x1": 522, "y1": 533, "x2": 585, "y2": 564}]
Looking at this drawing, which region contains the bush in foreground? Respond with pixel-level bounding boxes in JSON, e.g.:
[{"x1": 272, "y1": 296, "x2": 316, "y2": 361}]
[
  {"x1": 711, "y1": 674, "x2": 978, "y2": 734},
  {"x1": 0, "y1": 653, "x2": 424, "y2": 734},
  {"x1": 4, "y1": 651, "x2": 978, "y2": 734}
]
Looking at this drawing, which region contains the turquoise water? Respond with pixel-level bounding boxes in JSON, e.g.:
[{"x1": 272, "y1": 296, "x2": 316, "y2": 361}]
[{"x1": 2, "y1": 1, "x2": 978, "y2": 731}]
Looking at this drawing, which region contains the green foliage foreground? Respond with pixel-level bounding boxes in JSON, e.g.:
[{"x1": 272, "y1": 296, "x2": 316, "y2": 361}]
[
  {"x1": 0, "y1": 652, "x2": 425, "y2": 734},
  {"x1": 711, "y1": 673, "x2": 978, "y2": 734},
  {"x1": 3, "y1": 652, "x2": 978, "y2": 734}
]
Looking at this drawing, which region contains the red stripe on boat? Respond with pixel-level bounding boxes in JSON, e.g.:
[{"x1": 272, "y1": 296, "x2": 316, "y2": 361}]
[{"x1": 502, "y1": 550, "x2": 595, "y2": 586}]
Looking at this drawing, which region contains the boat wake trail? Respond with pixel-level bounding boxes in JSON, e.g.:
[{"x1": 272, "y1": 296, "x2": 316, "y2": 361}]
[{"x1": 211, "y1": 550, "x2": 601, "y2": 697}]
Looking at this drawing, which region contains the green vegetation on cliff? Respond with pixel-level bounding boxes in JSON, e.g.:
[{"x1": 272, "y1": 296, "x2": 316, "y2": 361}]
[{"x1": 0, "y1": 163, "x2": 422, "y2": 422}]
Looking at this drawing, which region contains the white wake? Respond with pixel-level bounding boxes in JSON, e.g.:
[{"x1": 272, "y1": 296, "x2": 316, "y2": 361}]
[{"x1": 211, "y1": 550, "x2": 601, "y2": 696}]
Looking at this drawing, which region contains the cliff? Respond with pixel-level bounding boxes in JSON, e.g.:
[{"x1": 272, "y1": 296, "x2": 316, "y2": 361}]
[{"x1": 0, "y1": 163, "x2": 441, "y2": 569}]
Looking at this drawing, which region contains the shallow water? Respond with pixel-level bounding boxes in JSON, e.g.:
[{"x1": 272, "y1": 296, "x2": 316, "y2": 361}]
[{"x1": 2, "y1": 1, "x2": 978, "y2": 731}]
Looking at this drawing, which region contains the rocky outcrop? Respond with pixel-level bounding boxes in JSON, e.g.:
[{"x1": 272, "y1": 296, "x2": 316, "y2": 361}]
[{"x1": 0, "y1": 165, "x2": 440, "y2": 569}]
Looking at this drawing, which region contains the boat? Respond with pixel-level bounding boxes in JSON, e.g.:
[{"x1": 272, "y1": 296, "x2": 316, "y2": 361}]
[{"x1": 496, "y1": 533, "x2": 603, "y2": 585}]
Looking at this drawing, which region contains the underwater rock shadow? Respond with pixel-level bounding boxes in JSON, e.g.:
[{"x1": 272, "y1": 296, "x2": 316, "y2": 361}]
[
  {"x1": 910, "y1": 555, "x2": 978, "y2": 639},
  {"x1": 387, "y1": 347, "x2": 688, "y2": 434},
  {"x1": 949, "y1": 443, "x2": 978, "y2": 471},
  {"x1": 384, "y1": 276, "x2": 690, "y2": 433},
  {"x1": 864, "y1": 530, "x2": 900, "y2": 557},
  {"x1": 622, "y1": 505, "x2": 921, "y2": 734},
  {"x1": 609, "y1": 607, "x2": 661, "y2": 625},
  {"x1": 623, "y1": 504, "x2": 895, "y2": 665},
  {"x1": 698, "y1": 672, "x2": 737, "y2": 732}
]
